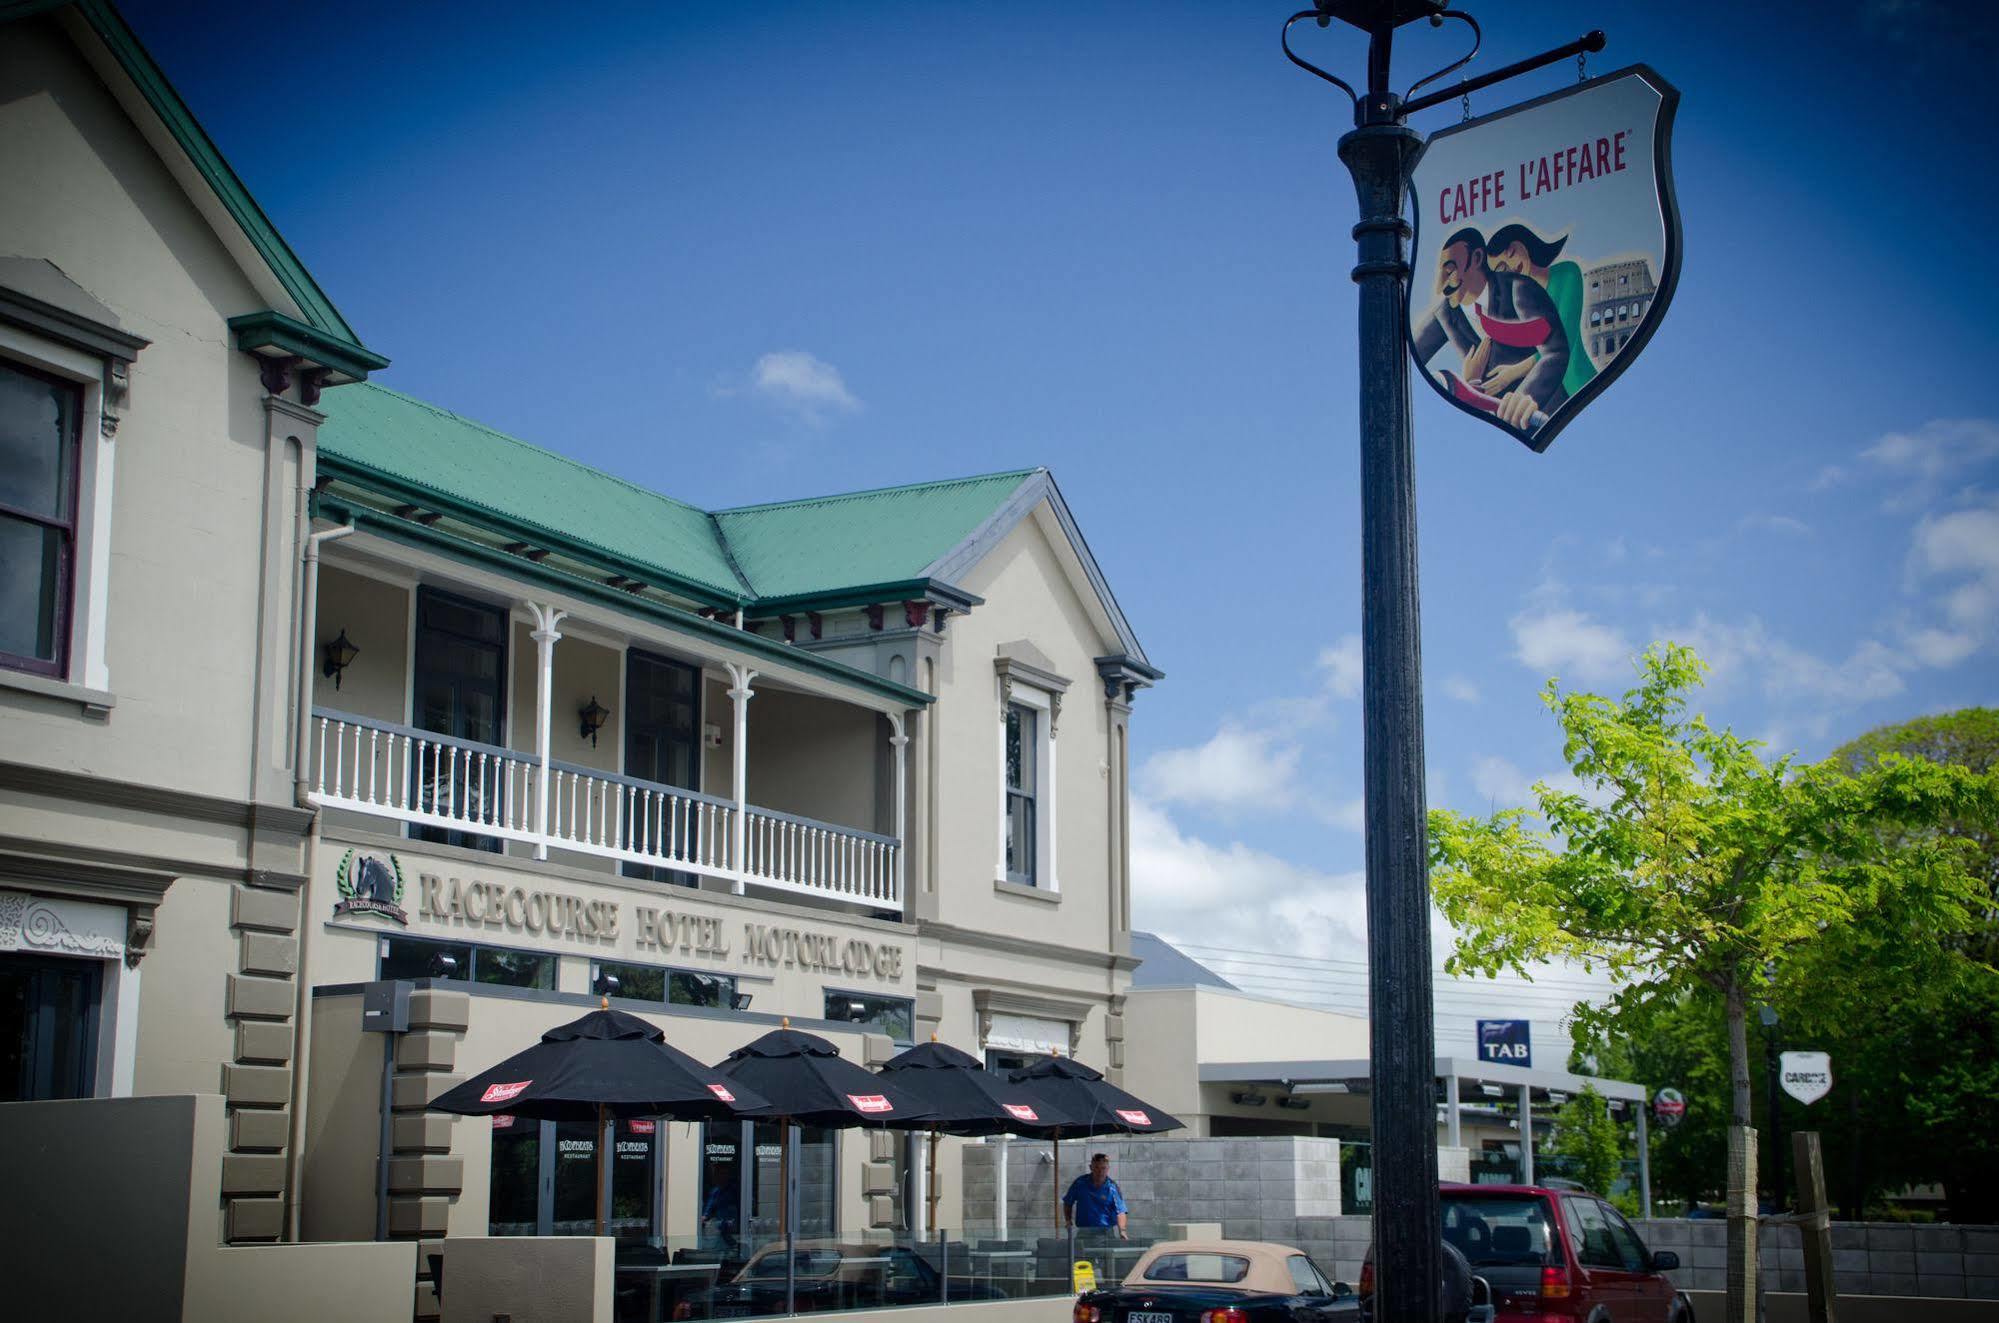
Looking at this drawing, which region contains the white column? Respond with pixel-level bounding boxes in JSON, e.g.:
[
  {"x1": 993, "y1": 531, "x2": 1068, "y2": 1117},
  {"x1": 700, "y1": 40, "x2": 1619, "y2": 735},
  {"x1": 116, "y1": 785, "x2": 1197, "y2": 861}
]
[
  {"x1": 911, "y1": 1132, "x2": 928, "y2": 1237},
  {"x1": 1519, "y1": 1084, "x2": 1535, "y2": 1184},
  {"x1": 1445, "y1": 1075, "x2": 1462, "y2": 1149},
  {"x1": 889, "y1": 713, "x2": 909, "y2": 910},
  {"x1": 1044, "y1": 703, "x2": 1060, "y2": 892},
  {"x1": 1637, "y1": 1103, "x2": 1653, "y2": 1218},
  {"x1": 726, "y1": 663, "x2": 756, "y2": 892},
  {"x1": 527, "y1": 603, "x2": 567, "y2": 859},
  {"x1": 996, "y1": 1138, "x2": 1009, "y2": 1240}
]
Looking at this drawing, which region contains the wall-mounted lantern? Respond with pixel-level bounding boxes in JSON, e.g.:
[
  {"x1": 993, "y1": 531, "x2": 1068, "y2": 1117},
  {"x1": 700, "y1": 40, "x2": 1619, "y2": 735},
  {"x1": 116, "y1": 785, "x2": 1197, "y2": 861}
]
[
  {"x1": 322, "y1": 628, "x2": 360, "y2": 690},
  {"x1": 578, "y1": 696, "x2": 611, "y2": 746}
]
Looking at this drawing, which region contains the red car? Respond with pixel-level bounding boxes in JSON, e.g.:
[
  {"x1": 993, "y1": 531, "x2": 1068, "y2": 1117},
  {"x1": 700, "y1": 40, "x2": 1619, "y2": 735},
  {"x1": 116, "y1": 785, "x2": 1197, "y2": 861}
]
[{"x1": 1363, "y1": 1184, "x2": 1691, "y2": 1323}]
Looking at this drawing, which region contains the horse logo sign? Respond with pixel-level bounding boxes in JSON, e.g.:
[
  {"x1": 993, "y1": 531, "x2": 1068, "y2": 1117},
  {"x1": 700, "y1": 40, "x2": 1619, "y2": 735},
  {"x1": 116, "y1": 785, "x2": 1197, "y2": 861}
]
[
  {"x1": 1407, "y1": 66, "x2": 1681, "y2": 452},
  {"x1": 332, "y1": 848, "x2": 409, "y2": 926}
]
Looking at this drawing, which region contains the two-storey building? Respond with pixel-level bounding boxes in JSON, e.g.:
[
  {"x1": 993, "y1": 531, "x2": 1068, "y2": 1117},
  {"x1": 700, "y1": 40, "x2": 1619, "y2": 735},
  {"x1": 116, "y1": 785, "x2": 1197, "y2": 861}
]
[{"x1": 0, "y1": 0, "x2": 1157, "y2": 1253}]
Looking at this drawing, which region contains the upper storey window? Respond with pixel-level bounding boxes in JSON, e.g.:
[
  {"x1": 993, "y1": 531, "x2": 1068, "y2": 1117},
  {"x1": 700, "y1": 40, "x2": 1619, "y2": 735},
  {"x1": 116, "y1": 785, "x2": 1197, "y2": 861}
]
[
  {"x1": 0, "y1": 360, "x2": 81, "y2": 677},
  {"x1": 1005, "y1": 702, "x2": 1039, "y2": 886}
]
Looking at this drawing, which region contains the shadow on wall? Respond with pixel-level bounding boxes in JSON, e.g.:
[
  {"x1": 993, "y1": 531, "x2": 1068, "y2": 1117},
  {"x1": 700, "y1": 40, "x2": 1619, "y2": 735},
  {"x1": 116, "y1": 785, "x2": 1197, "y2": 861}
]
[{"x1": 1, "y1": 1092, "x2": 413, "y2": 1323}]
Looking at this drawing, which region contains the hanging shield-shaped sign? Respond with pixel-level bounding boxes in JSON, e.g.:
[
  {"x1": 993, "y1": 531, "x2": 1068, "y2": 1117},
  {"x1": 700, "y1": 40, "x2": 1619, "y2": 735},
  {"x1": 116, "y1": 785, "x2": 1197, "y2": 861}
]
[
  {"x1": 1406, "y1": 65, "x2": 1681, "y2": 452},
  {"x1": 1779, "y1": 1050, "x2": 1833, "y2": 1105}
]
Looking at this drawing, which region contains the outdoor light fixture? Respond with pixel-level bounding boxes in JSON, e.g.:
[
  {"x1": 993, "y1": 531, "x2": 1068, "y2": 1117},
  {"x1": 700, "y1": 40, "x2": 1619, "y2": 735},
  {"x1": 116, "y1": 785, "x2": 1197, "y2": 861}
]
[
  {"x1": 731, "y1": 992, "x2": 754, "y2": 1011},
  {"x1": 1231, "y1": 1091, "x2": 1269, "y2": 1107},
  {"x1": 578, "y1": 696, "x2": 610, "y2": 745},
  {"x1": 593, "y1": 972, "x2": 621, "y2": 997},
  {"x1": 1548, "y1": 1090, "x2": 1568, "y2": 1104},
  {"x1": 1480, "y1": 1083, "x2": 1504, "y2": 1098},
  {"x1": 322, "y1": 628, "x2": 360, "y2": 690},
  {"x1": 1277, "y1": 1095, "x2": 1311, "y2": 1111}
]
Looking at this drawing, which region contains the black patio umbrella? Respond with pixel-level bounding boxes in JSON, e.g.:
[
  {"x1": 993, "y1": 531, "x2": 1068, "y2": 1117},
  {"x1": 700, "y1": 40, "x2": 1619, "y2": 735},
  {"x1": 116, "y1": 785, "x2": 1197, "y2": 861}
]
[
  {"x1": 431, "y1": 1004, "x2": 770, "y2": 1235},
  {"x1": 717, "y1": 1024, "x2": 937, "y2": 1237},
  {"x1": 1009, "y1": 1053, "x2": 1183, "y2": 1225},
  {"x1": 877, "y1": 1037, "x2": 1084, "y2": 1229}
]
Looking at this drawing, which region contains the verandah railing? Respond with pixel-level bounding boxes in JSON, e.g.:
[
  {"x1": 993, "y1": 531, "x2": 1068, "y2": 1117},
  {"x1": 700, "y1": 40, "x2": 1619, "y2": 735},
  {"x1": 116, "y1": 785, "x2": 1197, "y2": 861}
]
[{"x1": 308, "y1": 709, "x2": 898, "y2": 907}]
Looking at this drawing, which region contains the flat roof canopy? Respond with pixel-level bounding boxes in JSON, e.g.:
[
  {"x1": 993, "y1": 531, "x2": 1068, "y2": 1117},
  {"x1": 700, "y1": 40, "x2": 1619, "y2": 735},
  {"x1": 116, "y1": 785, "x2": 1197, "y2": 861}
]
[{"x1": 1199, "y1": 1056, "x2": 1648, "y2": 1103}]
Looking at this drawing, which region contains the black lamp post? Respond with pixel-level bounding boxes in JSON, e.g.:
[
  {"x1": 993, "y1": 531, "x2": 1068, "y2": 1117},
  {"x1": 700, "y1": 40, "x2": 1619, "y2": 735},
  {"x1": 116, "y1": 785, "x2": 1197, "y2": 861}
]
[
  {"x1": 321, "y1": 628, "x2": 360, "y2": 690},
  {"x1": 1281, "y1": 6, "x2": 1607, "y2": 1319}
]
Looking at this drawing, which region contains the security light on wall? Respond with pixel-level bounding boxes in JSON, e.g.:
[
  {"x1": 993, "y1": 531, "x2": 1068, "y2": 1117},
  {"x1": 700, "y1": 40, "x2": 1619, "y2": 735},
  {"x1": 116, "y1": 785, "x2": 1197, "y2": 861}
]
[
  {"x1": 578, "y1": 696, "x2": 610, "y2": 745},
  {"x1": 594, "y1": 972, "x2": 621, "y2": 997},
  {"x1": 1276, "y1": 1095, "x2": 1311, "y2": 1111},
  {"x1": 1230, "y1": 1091, "x2": 1268, "y2": 1107},
  {"x1": 1479, "y1": 1083, "x2": 1504, "y2": 1098},
  {"x1": 322, "y1": 628, "x2": 360, "y2": 689},
  {"x1": 1547, "y1": 1090, "x2": 1568, "y2": 1104},
  {"x1": 731, "y1": 992, "x2": 754, "y2": 1011}
]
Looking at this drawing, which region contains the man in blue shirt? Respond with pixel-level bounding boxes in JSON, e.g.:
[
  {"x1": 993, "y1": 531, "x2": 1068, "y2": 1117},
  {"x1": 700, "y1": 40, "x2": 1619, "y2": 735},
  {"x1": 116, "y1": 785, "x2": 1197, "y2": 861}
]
[{"x1": 1062, "y1": 1152, "x2": 1128, "y2": 1239}]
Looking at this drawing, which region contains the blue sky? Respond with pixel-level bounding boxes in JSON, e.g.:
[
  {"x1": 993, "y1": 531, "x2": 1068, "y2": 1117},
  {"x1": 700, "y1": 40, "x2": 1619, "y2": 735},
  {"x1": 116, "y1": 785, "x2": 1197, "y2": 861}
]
[{"x1": 126, "y1": 1, "x2": 1999, "y2": 988}]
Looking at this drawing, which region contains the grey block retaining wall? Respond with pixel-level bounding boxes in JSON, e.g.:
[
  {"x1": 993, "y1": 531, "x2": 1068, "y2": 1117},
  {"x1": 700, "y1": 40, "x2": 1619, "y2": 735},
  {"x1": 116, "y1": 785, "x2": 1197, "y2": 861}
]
[{"x1": 960, "y1": 1141, "x2": 1998, "y2": 1300}]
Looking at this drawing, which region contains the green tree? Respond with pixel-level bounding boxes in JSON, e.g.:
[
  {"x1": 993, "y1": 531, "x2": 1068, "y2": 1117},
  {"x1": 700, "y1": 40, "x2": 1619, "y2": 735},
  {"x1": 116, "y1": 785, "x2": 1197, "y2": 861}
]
[
  {"x1": 1429, "y1": 644, "x2": 1994, "y2": 1315},
  {"x1": 1548, "y1": 1083, "x2": 1624, "y2": 1198}
]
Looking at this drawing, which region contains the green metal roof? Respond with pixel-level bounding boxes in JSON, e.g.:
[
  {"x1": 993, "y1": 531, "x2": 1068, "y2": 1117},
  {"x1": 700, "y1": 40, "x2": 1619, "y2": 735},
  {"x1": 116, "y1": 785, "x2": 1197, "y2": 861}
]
[
  {"x1": 317, "y1": 384, "x2": 1039, "y2": 611},
  {"x1": 714, "y1": 471, "x2": 1038, "y2": 601},
  {"x1": 318, "y1": 385, "x2": 746, "y2": 601}
]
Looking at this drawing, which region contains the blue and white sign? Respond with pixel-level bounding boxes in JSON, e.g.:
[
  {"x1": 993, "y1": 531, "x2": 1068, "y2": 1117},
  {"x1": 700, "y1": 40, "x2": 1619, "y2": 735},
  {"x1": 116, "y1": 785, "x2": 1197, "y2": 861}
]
[{"x1": 1477, "y1": 1019, "x2": 1532, "y2": 1067}]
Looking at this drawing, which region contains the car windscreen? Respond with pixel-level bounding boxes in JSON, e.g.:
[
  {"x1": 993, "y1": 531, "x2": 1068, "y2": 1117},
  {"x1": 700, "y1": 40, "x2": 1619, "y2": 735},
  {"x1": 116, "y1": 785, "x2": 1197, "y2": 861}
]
[
  {"x1": 1440, "y1": 1194, "x2": 1555, "y2": 1268},
  {"x1": 1143, "y1": 1253, "x2": 1253, "y2": 1283}
]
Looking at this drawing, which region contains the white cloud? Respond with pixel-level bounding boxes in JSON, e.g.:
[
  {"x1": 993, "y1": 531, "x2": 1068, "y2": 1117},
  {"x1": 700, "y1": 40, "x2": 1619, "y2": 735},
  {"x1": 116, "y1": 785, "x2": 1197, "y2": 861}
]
[
  {"x1": 1466, "y1": 755, "x2": 1594, "y2": 811},
  {"x1": 1738, "y1": 514, "x2": 1813, "y2": 538},
  {"x1": 1510, "y1": 607, "x2": 1633, "y2": 685},
  {"x1": 1317, "y1": 634, "x2": 1363, "y2": 700},
  {"x1": 748, "y1": 350, "x2": 860, "y2": 423},
  {"x1": 1861, "y1": 418, "x2": 1999, "y2": 513},
  {"x1": 1442, "y1": 675, "x2": 1482, "y2": 704},
  {"x1": 1663, "y1": 612, "x2": 1907, "y2": 709},
  {"x1": 1129, "y1": 797, "x2": 1368, "y2": 957},
  {"x1": 1140, "y1": 724, "x2": 1304, "y2": 815},
  {"x1": 1323, "y1": 796, "x2": 1366, "y2": 833}
]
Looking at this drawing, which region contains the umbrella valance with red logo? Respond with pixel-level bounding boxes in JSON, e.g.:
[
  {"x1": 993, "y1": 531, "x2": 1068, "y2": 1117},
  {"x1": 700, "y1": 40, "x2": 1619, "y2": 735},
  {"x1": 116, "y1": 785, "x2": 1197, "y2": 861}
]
[
  {"x1": 429, "y1": 1006, "x2": 770, "y2": 1122},
  {"x1": 716, "y1": 1026, "x2": 935, "y2": 1130},
  {"x1": 876, "y1": 1039, "x2": 1080, "y2": 1137}
]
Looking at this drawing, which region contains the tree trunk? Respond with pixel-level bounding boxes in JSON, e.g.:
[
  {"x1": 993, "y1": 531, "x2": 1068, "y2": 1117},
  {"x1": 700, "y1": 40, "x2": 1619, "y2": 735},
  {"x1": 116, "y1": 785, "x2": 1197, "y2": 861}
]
[{"x1": 1725, "y1": 975, "x2": 1759, "y2": 1323}]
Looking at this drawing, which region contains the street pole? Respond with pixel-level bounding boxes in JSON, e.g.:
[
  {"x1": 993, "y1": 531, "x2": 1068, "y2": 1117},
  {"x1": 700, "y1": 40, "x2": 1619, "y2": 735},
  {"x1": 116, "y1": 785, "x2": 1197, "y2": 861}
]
[
  {"x1": 1283, "y1": 8, "x2": 1610, "y2": 1318},
  {"x1": 1342, "y1": 27, "x2": 1440, "y2": 1323}
]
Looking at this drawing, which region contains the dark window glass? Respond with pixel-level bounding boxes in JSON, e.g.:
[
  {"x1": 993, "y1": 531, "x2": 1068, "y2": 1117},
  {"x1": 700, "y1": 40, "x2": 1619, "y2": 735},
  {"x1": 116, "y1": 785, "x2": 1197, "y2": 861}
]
[
  {"x1": 411, "y1": 587, "x2": 508, "y2": 851},
  {"x1": 552, "y1": 1119, "x2": 602, "y2": 1235},
  {"x1": 1562, "y1": 1195, "x2": 1624, "y2": 1270},
  {"x1": 985, "y1": 1048, "x2": 1048, "y2": 1076},
  {"x1": 379, "y1": 936, "x2": 551, "y2": 989},
  {"x1": 593, "y1": 960, "x2": 734, "y2": 1009},
  {"x1": 700, "y1": 1121, "x2": 743, "y2": 1246},
  {"x1": 1004, "y1": 703, "x2": 1037, "y2": 886},
  {"x1": 670, "y1": 970, "x2": 733, "y2": 1008},
  {"x1": 0, "y1": 361, "x2": 80, "y2": 674},
  {"x1": 1440, "y1": 1194, "x2": 1556, "y2": 1268},
  {"x1": 0, "y1": 952, "x2": 99, "y2": 1101},
  {"x1": 823, "y1": 991, "x2": 913, "y2": 1042},
  {"x1": 1286, "y1": 1255, "x2": 1327, "y2": 1296},
  {"x1": 623, "y1": 650, "x2": 701, "y2": 884},
  {"x1": 1600, "y1": 1202, "x2": 1651, "y2": 1272},
  {"x1": 476, "y1": 946, "x2": 555, "y2": 990},
  {"x1": 595, "y1": 960, "x2": 666, "y2": 1002},
  {"x1": 488, "y1": 1115, "x2": 540, "y2": 1234}
]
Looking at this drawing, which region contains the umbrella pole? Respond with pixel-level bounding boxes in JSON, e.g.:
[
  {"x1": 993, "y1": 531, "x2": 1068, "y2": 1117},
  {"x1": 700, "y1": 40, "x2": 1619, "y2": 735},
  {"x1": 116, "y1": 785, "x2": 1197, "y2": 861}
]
[
  {"x1": 927, "y1": 1129, "x2": 941, "y2": 1233},
  {"x1": 1051, "y1": 1133, "x2": 1060, "y2": 1230},
  {"x1": 595, "y1": 1102, "x2": 608, "y2": 1239},
  {"x1": 779, "y1": 1119, "x2": 791, "y2": 1240}
]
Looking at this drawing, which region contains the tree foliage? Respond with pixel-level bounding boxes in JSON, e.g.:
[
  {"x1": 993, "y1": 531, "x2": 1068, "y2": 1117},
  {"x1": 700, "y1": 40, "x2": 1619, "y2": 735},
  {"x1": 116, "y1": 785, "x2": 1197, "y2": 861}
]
[
  {"x1": 1429, "y1": 644, "x2": 1998, "y2": 1303},
  {"x1": 1548, "y1": 1083, "x2": 1624, "y2": 1199}
]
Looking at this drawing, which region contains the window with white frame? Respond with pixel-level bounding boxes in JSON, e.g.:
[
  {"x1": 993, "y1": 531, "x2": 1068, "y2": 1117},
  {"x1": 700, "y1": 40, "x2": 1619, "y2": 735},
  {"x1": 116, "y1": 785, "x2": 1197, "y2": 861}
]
[
  {"x1": 0, "y1": 268, "x2": 143, "y2": 702},
  {"x1": 1005, "y1": 701, "x2": 1039, "y2": 885},
  {"x1": 0, "y1": 360, "x2": 81, "y2": 676}
]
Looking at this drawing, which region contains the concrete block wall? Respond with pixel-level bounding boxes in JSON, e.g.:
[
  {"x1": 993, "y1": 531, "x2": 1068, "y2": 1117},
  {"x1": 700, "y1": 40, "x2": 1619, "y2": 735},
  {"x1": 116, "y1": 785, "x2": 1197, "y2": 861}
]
[
  {"x1": 963, "y1": 1136, "x2": 1340, "y2": 1244},
  {"x1": 221, "y1": 881, "x2": 302, "y2": 1242},
  {"x1": 1637, "y1": 1220, "x2": 1999, "y2": 1301}
]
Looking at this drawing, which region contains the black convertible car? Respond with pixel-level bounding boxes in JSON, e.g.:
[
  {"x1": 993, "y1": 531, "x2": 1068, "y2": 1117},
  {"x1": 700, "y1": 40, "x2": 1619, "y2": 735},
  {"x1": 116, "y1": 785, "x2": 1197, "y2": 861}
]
[{"x1": 1072, "y1": 1239, "x2": 1359, "y2": 1323}]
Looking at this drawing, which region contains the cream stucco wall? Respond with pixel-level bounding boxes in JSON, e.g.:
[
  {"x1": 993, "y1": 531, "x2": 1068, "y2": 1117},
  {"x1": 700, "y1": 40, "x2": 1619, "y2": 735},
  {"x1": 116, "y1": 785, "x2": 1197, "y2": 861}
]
[{"x1": 0, "y1": 16, "x2": 291, "y2": 803}]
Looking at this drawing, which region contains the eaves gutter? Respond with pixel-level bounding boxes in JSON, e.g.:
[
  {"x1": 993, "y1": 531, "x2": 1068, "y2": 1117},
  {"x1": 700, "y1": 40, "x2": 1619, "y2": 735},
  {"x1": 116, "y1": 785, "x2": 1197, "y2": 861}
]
[
  {"x1": 230, "y1": 311, "x2": 388, "y2": 385},
  {"x1": 315, "y1": 497, "x2": 932, "y2": 710},
  {"x1": 317, "y1": 454, "x2": 748, "y2": 612},
  {"x1": 749, "y1": 578, "x2": 985, "y2": 617}
]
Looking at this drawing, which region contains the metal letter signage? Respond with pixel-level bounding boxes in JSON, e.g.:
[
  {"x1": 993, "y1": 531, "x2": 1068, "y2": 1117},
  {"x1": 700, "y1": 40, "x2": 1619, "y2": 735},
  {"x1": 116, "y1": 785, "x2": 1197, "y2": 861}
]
[
  {"x1": 1779, "y1": 1050, "x2": 1833, "y2": 1105},
  {"x1": 1476, "y1": 1019, "x2": 1532, "y2": 1067},
  {"x1": 1407, "y1": 66, "x2": 1681, "y2": 452}
]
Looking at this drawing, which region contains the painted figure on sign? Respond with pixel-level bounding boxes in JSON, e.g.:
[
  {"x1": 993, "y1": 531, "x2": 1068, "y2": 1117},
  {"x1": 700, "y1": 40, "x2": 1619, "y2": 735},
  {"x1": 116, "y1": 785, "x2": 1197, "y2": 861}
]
[
  {"x1": 1411, "y1": 226, "x2": 1571, "y2": 436},
  {"x1": 354, "y1": 855, "x2": 397, "y2": 903},
  {"x1": 1485, "y1": 223, "x2": 1597, "y2": 397}
]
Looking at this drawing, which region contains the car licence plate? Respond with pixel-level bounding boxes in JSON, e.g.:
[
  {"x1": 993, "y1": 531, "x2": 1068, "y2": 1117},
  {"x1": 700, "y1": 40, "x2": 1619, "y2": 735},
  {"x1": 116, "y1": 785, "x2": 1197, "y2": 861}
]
[{"x1": 1128, "y1": 1312, "x2": 1176, "y2": 1323}]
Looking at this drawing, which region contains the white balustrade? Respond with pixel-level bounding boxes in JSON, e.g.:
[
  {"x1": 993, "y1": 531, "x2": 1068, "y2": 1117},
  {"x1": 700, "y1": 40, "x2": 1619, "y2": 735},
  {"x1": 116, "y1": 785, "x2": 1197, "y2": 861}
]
[{"x1": 308, "y1": 709, "x2": 900, "y2": 908}]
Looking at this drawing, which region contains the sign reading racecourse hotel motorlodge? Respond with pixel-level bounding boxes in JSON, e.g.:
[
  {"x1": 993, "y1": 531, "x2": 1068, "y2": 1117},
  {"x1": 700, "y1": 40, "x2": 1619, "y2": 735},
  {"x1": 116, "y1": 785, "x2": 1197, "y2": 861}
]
[
  {"x1": 1406, "y1": 65, "x2": 1681, "y2": 452},
  {"x1": 328, "y1": 851, "x2": 905, "y2": 983}
]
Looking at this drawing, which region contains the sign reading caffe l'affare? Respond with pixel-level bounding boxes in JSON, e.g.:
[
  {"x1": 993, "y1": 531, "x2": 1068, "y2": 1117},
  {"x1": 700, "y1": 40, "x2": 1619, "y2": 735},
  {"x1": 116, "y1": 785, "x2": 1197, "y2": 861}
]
[
  {"x1": 1407, "y1": 66, "x2": 1681, "y2": 452},
  {"x1": 327, "y1": 849, "x2": 904, "y2": 983}
]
